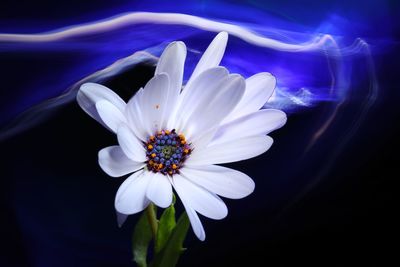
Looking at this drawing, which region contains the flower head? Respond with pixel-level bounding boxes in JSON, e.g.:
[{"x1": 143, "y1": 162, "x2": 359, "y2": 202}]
[{"x1": 77, "y1": 32, "x2": 286, "y2": 240}]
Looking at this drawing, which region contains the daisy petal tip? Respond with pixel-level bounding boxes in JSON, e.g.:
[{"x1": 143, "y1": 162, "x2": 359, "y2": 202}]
[
  {"x1": 116, "y1": 123, "x2": 127, "y2": 134},
  {"x1": 189, "y1": 220, "x2": 205, "y2": 241},
  {"x1": 79, "y1": 82, "x2": 95, "y2": 91},
  {"x1": 170, "y1": 40, "x2": 187, "y2": 49},
  {"x1": 98, "y1": 146, "x2": 144, "y2": 178},
  {"x1": 204, "y1": 66, "x2": 230, "y2": 77},
  {"x1": 278, "y1": 110, "x2": 288, "y2": 127},
  {"x1": 94, "y1": 99, "x2": 105, "y2": 109},
  {"x1": 97, "y1": 147, "x2": 122, "y2": 178},
  {"x1": 115, "y1": 171, "x2": 150, "y2": 214},
  {"x1": 159, "y1": 198, "x2": 173, "y2": 209},
  {"x1": 228, "y1": 73, "x2": 246, "y2": 84},
  {"x1": 174, "y1": 40, "x2": 187, "y2": 50},
  {"x1": 76, "y1": 83, "x2": 126, "y2": 128},
  {"x1": 219, "y1": 208, "x2": 229, "y2": 220},
  {"x1": 79, "y1": 82, "x2": 111, "y2": 100},
  {"x1": 184, "y1": 206, "x2": 206, "y2": 241},
  {"x1": 198, "y1": 232, "x2": 206, "y2": 241},
  {"x1": 148, "y1": 190, "x2": 173, "y2": 208},
  {"x1": 229, "y1": 74, "x2": 246, "y2": 96},
  {"x1": 95, "y1": 100, "x2": 126, "y2": 133},
  {"x1": 78, "y1": 82, "x2": 93, "y2": 95},
  {"x1": 259, "y1": 71, "x2": 274, "y2": 77},
  {"x1": 216, "y1": 31, "x2": 229, "y2": 43},
  {"x1": 76, "y1": 83, "x2": 100, "y2": 110},
  {"x1": 116, "y1": 211, "x2": 128, "y2": 228},
  {"x1": 238, "y1": 175, "x2": 256, "y2": 199},
  {"x1": 147, "y1": 73, "x2": 170, "y2": 94},
  {"x1": 98, "y1": 149, "x2": 118, "y2": 178},
  {"x1": 154, "y1": 72, "x2": 170, "y2": 81},
  {"x1": 76, "y1": 89, "x2": 86, "y2": 108},
  {"x1": 252, "y1": 72, "x2": 277, "y2": 86},
  {"x1": 246, "y1": 179, "x2": 256, "y2": 197},
  {"x1": 266, "y1": 109, "x2": 288, "y2": 129},
  {"x1": 146, "y1": 174, "x2": 173, "y2": 208},
  {"x1": 190, "y1": 31, "x2": 229, "y2": 79},
  {"x1": 266, "y1": 73, "x2": 277, "y2": 87},
  {"x1": 266, "y1": 135, "x2": 274, "y2": 149}
]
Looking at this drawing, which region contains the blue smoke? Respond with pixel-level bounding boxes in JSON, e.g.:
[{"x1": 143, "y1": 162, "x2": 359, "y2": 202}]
[{"x1": 0, "y1": 0, "x2": 390, "y2": 145}]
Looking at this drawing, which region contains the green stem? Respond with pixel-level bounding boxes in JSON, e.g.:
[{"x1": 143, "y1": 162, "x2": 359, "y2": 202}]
[{"x1": 146, "y1": 203, "x2": 158, "y2": 241}]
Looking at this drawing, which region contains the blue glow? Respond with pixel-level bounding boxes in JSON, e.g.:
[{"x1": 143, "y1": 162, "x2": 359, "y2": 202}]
[{"x1": 0, "y1": 1, "x2": 388, "y2": 145}]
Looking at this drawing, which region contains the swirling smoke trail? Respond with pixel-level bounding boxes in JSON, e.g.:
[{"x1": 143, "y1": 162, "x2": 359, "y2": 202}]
[{"x1": 0, "y1": 12, "x2": 378, "y2": 144}]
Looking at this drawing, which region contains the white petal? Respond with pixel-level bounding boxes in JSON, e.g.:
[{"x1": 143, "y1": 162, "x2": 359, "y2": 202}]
[
  {"x1": 146, "y1": 172, "x2": 173, "y2": 208},
  {"x1": 190, "y1": 128, "x2": 219, "y2": 151},
  {"x1": 116, "y1": 211, "x2": 128, "y2": 227},
  {"x1": 211, "y1": 109, "x2": 287, "y2": 145},
  {"x1": 77, "y1": 83, "x2": 126, "y2": 129},
  {"x1": 190, "y1": 32, "x2": 228, "y2": 81},
  {"x1": 95, "y1": 100, "x2": 126, "y2": 133},
  {"x1": 98, "y1": 146, "x2": 145, "y2": 177},
  {"x1": 184, "y1": 205, "x2": 206, "y2": 241},
  {"x1": 186, "y1": 135, "x2": 273, "y2": 166},
  {"x1": 180, "y1": 165, "x2": 255, "y2": 199},
  {"x1": 175, "y1": 67, "x2": 229, "y2": 131},
  {"x1": 115, "y1": 170, "x2": 151, "y2": 214},
  {"x1": 117, "y1": 123, "x2": 147, "y2": 162},
  {"x1": 155, "y1": 41, "x2": 186, "y2": 95},
  {"x1": 224, "y1": 72, "x2": 276, "y2": 123},
  {"x1": 141, "y1": 73, "x2": 170, "y2": 135},
  {"x1": 126, "y1": 89, "x2": 148, "y2": 141},
  {"x1": 155, "y1": 42, "x2": 186, "y2": 128},
  {"x1": 172, "y1": 174, "x2": 228, "y2": 220},
  {"x1": 182, "y1": 74, "x2": 245, "y2": 142}
]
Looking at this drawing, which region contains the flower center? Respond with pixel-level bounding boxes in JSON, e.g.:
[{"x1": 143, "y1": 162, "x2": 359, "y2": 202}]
[{"x1": 145, "y1": 129, "x2": 192, "y2": 176}]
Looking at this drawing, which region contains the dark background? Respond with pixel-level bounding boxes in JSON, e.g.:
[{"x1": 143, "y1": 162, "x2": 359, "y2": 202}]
[{"x1": 1, "y1": 1, "x2": 399, "y2": 266}]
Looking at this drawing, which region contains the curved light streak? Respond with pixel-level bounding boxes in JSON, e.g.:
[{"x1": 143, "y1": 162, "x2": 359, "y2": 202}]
[
  {"x1": 0, "y1": 12, "x2": 335, "y2": 52},
  {"x1": 0, "y1": 12, "x2": 379, "y2": 181}
]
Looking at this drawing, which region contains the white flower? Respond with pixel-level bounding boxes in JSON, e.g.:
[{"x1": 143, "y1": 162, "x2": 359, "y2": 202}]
[{"x1": 77, "y1": 32, "x2": 286, "y2": 241}]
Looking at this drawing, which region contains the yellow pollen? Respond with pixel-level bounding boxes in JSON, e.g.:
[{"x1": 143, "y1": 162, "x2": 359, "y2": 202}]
[
  {"x1": 147, "y1": 144, "x2": 153, "y2": 150},
  {"x1": 168, "y1": 170, "x2": 173, "y2": 175},
  {"x1": 183, "y1": 149, "x2": 189, "y2": 154},
  {"x1": 181, "y1": 140, "x2": 186, "y2": 145},
  {"x1": 179, "y1": 134, "x2": 185, "y2": 140},
  {"x1": 172, "y1": 164, "x2": 177, "y2": 169},
  {"x1": 149, "y1": 136, "x2": 155, "y2": 141},
  {"x1": 165, "y1": 130, "x2": 170, "y2": 134},
  {"x1": 149, "y1": 160, "x2": 154, "y2": 165},
  {"x1": 151, "y1": 153, "x2": 156, "y2": 158},
  {"x1": 158, "y1": 164, "x2": 163, "y2": 169}
]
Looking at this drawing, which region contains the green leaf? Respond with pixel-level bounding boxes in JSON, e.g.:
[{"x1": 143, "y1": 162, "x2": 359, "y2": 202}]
[
  {"x1": 132, "y1": 212, "x2": 153, "y2": 267},
  {"x1": 150, "y1": 212, "x2": 190, "y2": 267},
  {"x1": 155, "y1": 204, "x2": 176, "y2": 253}
]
